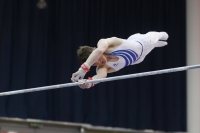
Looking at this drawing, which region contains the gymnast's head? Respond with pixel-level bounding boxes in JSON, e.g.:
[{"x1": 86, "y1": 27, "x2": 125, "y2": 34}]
[{"x1": 77, "y1": 46, "x2": 94, "y2": 64}]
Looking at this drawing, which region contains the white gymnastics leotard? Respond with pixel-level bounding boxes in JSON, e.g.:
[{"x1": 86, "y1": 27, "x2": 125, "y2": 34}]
[{"x1": 105, "y1": 32, "x2": 163, "y2": 71}]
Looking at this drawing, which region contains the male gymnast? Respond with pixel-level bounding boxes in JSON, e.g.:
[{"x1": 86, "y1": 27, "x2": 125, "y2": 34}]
[{"x1": 71, "y1": 31, "x2": 169, "y2": 89}]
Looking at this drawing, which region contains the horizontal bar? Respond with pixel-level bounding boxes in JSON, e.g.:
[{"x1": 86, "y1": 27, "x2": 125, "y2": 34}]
[{"x1": 0, "y1": 64, "x2": 200, "y2": 96}]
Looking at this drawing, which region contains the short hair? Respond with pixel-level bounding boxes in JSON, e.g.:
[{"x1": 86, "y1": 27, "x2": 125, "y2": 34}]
[{"x1": 77, "y1": 46, "x2": 94, "y2": 64}]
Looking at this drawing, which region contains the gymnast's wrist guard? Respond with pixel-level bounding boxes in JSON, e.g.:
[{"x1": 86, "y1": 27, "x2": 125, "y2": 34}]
[
  {"x1": 88, "y1": 77, "x2": 95, "y2": 87},
  {"x1": 80, "y1": 63, "x2": 90, "y2": 72}
]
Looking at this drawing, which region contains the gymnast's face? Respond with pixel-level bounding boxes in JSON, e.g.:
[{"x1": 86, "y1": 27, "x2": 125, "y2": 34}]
[{"x1": 93, "y1": 54, "x2": 107, "y2": 66}]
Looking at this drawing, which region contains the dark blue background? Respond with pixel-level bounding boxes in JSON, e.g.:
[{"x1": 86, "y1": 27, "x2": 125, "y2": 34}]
[{"x1": 0, "y1": 0, "x2": 186, "y2": 132}]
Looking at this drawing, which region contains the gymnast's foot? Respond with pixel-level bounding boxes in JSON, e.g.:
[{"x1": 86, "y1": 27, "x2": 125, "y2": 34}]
[
  {"x1": 155, "y1": 41, "x2": 168, "y2": 47},
  {"x1": 159, "y1": 32, "x2": 169, "y2": 40}
]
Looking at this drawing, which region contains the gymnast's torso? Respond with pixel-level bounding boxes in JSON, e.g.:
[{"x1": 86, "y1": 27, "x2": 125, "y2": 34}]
[{"x1": 103, "y1": 39, "x2": 144, "y2": 72}]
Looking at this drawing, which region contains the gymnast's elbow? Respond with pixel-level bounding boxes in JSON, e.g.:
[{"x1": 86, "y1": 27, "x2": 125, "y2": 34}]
[
  {"x1": 101, "y1": 73, "x2": 107, "y2": 78},
  {"x1": 94, "y1": 72, "x2": 107, "y2": 79}
]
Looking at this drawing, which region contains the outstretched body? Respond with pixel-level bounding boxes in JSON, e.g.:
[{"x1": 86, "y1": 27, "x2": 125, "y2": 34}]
[{"x1": 71, "y1": 31, "x2": 169, "y2": 89}]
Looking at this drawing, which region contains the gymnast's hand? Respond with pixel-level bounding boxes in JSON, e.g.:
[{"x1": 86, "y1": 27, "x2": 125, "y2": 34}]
[
  {"x1": 78, "y1": 79, "x2": 94, "y2": 89},
  {"x1": 71, "y1": 69, "x2": 86, "y2": 82},
  {"x1": 71, "y1": 63, "x2": 90, "y2": 82}
]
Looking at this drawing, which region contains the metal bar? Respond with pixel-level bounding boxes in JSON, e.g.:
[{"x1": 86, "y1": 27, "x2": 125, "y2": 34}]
[{"x1": 0, "y1": 64, "x2": 200, "y2": 96}]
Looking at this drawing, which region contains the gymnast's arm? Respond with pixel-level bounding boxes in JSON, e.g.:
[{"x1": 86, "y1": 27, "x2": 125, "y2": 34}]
[
  {"x1": 77, "y1": 66, "x2": 108, "y2": 89},
  {"x1": 71, "y1": 39, "x2": 108, "y2": 82},
  {"x1": 93, "y1": 66, "x2": 108, "y2": 80},
  {"x1": 84, "y1": 39, "x2": 109, "y2": 67},
  {"x1": 85, "y1": 37, "x2": 123, "y2": 67}
]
